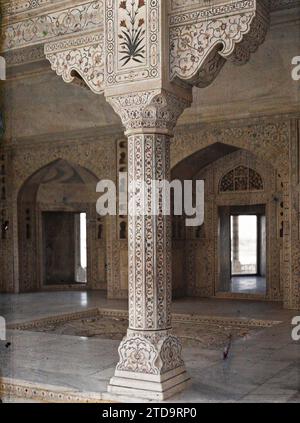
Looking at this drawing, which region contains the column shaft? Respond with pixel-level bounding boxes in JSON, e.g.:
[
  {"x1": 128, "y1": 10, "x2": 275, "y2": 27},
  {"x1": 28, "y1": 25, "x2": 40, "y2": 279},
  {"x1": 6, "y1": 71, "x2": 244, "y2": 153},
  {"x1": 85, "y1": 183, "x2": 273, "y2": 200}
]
[{"x1": 128, "y1": 133, "x2": 171, "y2": 332}]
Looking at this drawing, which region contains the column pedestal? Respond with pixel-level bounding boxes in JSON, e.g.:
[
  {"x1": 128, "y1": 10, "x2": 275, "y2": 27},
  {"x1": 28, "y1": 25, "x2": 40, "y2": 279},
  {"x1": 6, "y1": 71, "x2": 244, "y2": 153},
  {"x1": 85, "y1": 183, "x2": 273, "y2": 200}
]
[{"x1": 107, "y1": 330, "x2": 190, "y2": 400}]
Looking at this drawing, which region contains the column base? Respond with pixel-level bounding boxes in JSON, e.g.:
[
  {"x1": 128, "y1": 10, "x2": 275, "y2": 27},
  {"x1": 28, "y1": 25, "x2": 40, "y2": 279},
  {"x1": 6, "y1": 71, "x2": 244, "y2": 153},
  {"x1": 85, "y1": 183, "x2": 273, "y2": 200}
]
[
  {"x1": 107, "y1": 366, "x2": 190, "y2": 401},
  {"x1": 106, "y1": 329, "x2": 190, "y2": 400}
]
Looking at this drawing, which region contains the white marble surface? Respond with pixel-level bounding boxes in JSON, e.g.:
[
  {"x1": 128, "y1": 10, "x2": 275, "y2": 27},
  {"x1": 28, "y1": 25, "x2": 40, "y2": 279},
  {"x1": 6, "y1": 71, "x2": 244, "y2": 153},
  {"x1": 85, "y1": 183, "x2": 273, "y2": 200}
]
[
  {"x1": 0, "y1": 293, "x2": 299, "y2": 403},
  {"x1": 0, "y1": 291, "x2": 293, "y2": 324},
  {"x1": 230, "y1": 276, "x2": 267, "y2": 295}
]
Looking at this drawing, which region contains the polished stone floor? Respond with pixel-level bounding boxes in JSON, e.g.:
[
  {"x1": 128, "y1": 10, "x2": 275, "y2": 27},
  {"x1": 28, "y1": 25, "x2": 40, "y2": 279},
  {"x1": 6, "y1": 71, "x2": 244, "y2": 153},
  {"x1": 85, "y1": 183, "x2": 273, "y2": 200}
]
[
  {"x1": 0, "y1": 291, "x2": 291, "y2": 324},
  {"x1": 230, "y1": 276, "x2": 267, "y2": 295},
  {"x1": 0, "y1": 291, "x2": 299, "y2": 403}
]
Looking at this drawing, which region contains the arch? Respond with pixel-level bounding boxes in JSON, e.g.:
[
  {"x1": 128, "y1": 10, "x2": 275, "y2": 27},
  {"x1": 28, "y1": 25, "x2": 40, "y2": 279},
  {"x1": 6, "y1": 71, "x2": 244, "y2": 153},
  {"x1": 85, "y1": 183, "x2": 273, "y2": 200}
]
[
  {"x1": 18, "y1": 158, "x2": 99, "y2": 202},
  {"x1": 17, "y1": 159, "x2": 106, "y2": 293},
  {"x1": 13, "y1": 141, "x2": 111, "y2": 195},
  {"x1": 171, "y1": 145, "x2": 283, "y2": 302},
  {"x1": 171, "y1": 121, "x2": 290, "y2": 176}
]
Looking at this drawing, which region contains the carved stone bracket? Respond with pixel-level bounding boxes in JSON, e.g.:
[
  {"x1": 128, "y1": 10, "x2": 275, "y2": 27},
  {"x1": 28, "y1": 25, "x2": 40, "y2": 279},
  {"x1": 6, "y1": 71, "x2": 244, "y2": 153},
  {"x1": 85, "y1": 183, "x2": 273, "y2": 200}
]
[
  {"x1": 169, "y1": 0, "x2": 270, "y2": 87},
  {"x1": 44, "y1": 31, "x2": 104, "y2": 94}
]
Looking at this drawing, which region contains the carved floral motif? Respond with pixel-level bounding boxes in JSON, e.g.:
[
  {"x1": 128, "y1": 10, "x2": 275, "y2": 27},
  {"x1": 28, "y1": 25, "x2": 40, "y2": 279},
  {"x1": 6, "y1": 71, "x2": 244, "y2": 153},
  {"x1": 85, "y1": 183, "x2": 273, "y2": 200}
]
[
  {"x1": 118, "y1": 0, "x2": 146, "y2": 67},
  {"x1": 169, "y1": 0, "x2": 269, "y2": 87},
  {"x1": 117, "y1": 335, "x2": 159, "y2": 374},
  {"x1": 116, "y1": 330, "x2": 184, "y2": 375},
  {"x1": 105, "y1": 0, "x2": 160, "y2": 86}
]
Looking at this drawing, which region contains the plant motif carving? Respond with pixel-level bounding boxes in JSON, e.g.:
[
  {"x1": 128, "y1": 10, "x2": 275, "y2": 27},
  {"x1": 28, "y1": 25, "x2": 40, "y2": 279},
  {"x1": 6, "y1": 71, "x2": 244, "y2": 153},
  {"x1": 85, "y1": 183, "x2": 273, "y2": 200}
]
[{"x1": 118, "y1": 0, "x2": 146, "y2": 67}]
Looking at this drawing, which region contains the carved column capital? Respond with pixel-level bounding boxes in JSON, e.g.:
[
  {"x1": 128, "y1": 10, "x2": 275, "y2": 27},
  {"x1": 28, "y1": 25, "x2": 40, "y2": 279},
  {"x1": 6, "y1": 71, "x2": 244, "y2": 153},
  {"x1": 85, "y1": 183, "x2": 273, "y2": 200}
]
[{"x1": 107, "y1": 89, "x2": 191, "y2": 136}]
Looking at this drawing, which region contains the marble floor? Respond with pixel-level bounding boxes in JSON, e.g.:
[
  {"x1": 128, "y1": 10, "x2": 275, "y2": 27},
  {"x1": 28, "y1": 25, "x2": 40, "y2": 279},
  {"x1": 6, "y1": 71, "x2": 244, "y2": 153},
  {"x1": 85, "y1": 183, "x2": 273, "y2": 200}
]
[
  {"x1": 0, "y1": 291, "x2": 299, "y2": 403},
  {"x1": 230, "y1": 276, "x2": 267, "y2": 295},
  {"x1": 0, "y1": 291, "x2": 291, "y2": 324}
]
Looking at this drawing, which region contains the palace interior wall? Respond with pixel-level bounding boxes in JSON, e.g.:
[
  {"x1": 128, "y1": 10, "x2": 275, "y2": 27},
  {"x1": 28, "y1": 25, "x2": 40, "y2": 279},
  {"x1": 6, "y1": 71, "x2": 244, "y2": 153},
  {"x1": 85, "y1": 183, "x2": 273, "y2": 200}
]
[{"x1": 0, "y1": 6, "x2": 299, "y2": 308}]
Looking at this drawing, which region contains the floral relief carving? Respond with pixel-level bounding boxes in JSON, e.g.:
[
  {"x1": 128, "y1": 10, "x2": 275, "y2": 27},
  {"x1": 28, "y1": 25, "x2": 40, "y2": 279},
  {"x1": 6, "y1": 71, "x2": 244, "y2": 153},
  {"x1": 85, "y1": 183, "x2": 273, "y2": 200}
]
[
  {"x1": 169, "y1": 0, "x2": 269, "y2": 87},
  {"x1": 2, "y1": 0, "x2": 63, "y2": 17},
  {"x1": 127, "y1": 133, "x2": 173, "y2": 331},
  {"x1": 117, "y1": 335, "x2": 159, "y2": 374},
  {"x1": 116, "y1": 330, "x2": 185, "y2": 375},
  {"x1": 160, "y1": 335, "x2": 184, "y2": 373},
  {"x1": 1, "y1": 0, "x2": 295, "y2": 18}
]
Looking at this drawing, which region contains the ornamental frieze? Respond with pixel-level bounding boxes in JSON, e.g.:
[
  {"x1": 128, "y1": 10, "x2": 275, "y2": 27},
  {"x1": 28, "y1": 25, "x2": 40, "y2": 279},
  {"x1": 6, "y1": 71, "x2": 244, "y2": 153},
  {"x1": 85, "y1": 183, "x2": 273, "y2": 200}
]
[
  {"x1": 1, "y1": 0, "x2": 103, "y2": 51},
  {"x1": 2, "y1": 0, "x2": 299, "y2": 18}
]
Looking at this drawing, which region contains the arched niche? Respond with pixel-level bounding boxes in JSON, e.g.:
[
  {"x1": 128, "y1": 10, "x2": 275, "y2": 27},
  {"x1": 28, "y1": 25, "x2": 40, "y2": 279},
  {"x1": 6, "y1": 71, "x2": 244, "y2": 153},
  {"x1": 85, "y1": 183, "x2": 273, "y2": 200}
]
[
  {"x1": 18, "y1": 159, "x2": 106, "y2": 292},
  {"x1": 171, "y1": 146, "x2": 283, "y2": 303}
]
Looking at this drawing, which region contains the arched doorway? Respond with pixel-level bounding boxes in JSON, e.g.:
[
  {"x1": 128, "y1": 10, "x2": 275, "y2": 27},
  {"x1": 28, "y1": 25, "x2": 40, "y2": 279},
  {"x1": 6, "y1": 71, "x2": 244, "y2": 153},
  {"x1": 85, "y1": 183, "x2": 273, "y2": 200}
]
[
  {"x1": 18, "y1": 159, "x2": 106, "y2": 292},
  {"x1": 171, "y1": 144, "x2": 282, "y2": 302}
]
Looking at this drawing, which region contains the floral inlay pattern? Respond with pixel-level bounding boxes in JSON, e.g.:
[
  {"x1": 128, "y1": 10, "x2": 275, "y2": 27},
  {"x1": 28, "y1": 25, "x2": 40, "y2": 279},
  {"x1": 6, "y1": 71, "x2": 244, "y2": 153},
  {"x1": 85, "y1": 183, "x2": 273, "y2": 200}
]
[{"x1": 118, "y1": 0, "x2": 146, "y2": 67}]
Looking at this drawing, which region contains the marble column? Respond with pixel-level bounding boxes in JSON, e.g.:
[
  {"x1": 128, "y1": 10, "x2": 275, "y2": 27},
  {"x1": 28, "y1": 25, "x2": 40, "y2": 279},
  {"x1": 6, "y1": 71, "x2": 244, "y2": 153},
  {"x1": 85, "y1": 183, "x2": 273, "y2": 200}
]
[{"x1": 106, "y1": 90, "x2": 190, "y2": 400}]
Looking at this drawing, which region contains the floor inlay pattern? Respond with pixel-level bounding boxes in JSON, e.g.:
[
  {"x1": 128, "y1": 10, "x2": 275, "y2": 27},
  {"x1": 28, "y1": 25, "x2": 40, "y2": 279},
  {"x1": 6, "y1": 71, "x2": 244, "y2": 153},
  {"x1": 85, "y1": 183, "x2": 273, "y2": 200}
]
[{"x1": 8, "y1": 309, "x2": 282, "y2": 349}]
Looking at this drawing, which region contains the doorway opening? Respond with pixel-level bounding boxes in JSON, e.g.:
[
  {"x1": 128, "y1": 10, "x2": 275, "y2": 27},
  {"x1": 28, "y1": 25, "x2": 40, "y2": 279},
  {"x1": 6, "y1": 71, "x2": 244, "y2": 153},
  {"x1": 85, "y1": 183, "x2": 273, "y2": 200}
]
[
  {"x1": 76, "y1": 213, "x2": 87, "y2": 283},
  {"x1": 43, "y1": 211, "x2": 87, "y2": 286},
  {"x1": 219, "y1": 205, "x2": 266, "y2": 296}
]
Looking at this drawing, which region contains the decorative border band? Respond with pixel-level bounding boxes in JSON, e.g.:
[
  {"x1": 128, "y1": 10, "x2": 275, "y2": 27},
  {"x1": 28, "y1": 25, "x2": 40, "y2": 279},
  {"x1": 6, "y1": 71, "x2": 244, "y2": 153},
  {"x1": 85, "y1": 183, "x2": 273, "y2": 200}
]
[
  {"x1": 169, "y1": 0, "x2": 256, "y2": 27},
  {"x1": 7, "y1": 307, "x2": 282, "y2": 331},
  {"x1": 0, "y1": 378, "x2": 114, "y2": 403}
]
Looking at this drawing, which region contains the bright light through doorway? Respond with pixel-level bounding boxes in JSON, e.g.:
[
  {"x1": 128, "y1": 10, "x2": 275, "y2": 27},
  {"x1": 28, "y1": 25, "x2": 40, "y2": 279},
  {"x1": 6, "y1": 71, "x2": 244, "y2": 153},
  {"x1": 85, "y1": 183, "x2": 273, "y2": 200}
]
[
  {"x1": 231, "y1": 215, "x2": 258, "y2": 275},
  {"x1": 80, "y1": 213, "x2": 87, "y2": 270}
]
